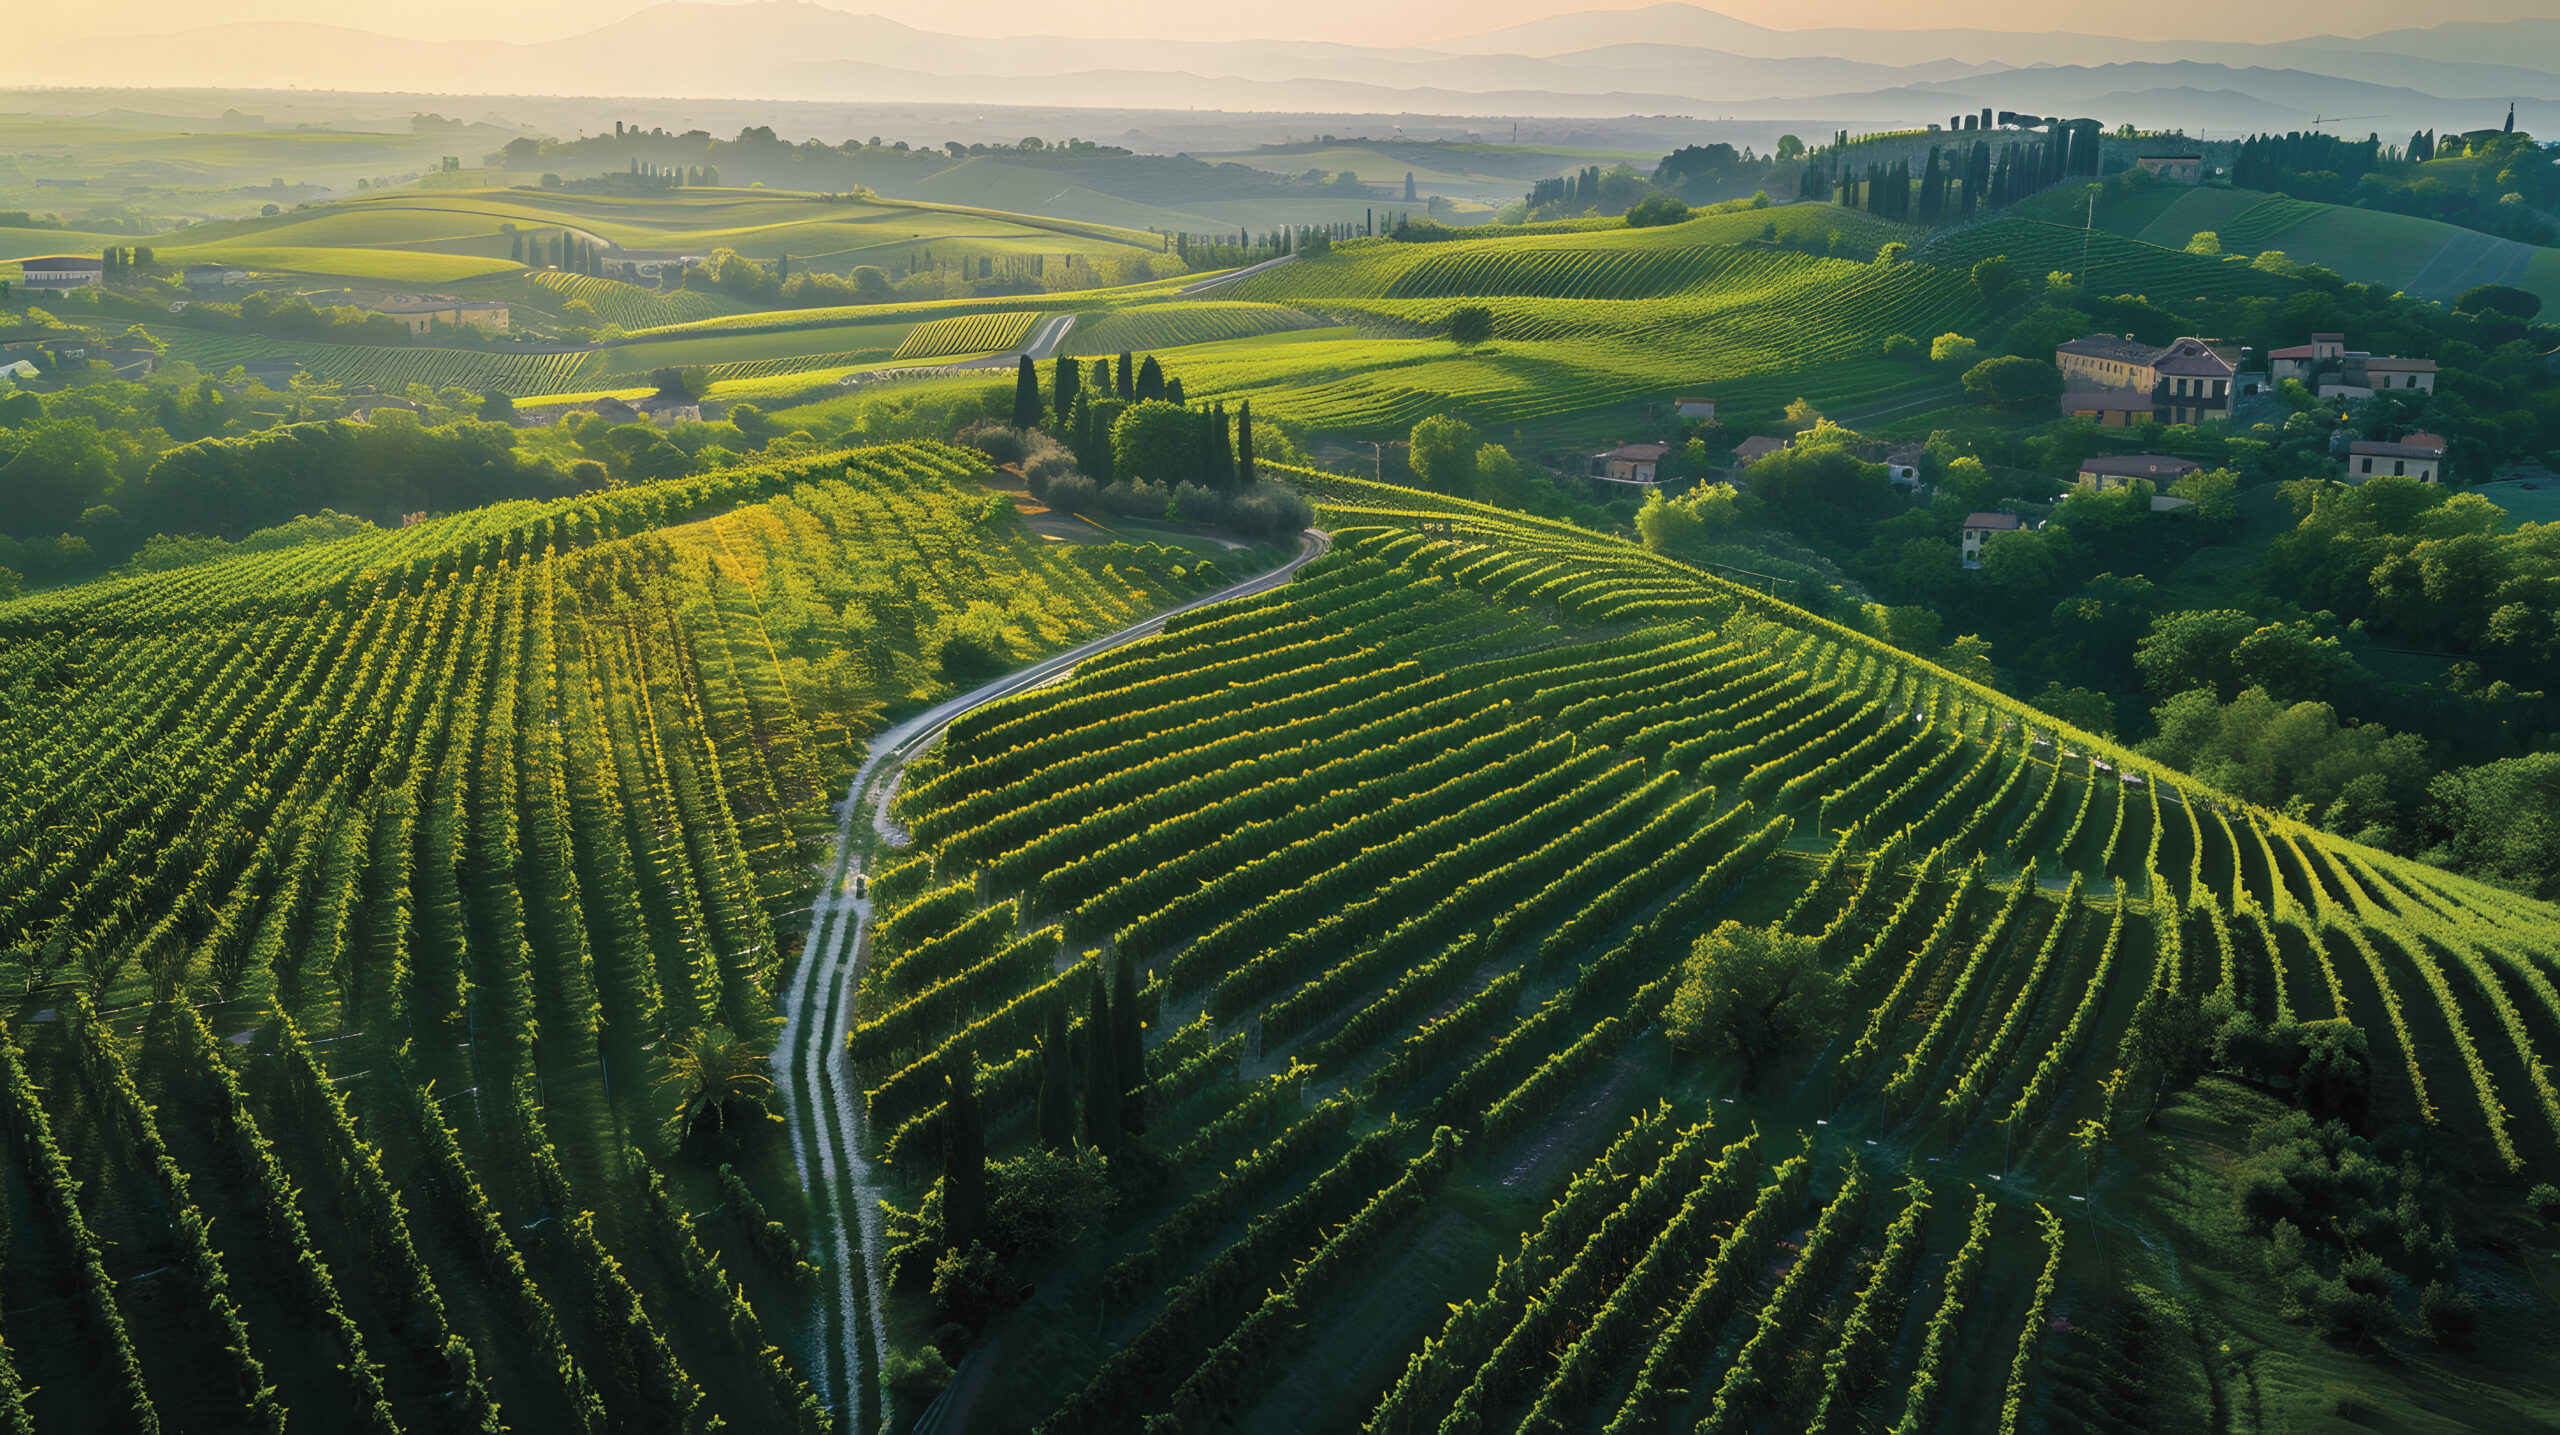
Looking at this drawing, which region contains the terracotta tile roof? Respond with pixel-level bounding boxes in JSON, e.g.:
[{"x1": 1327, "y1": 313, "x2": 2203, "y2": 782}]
[{"x1": 1964, "y1": 512, "x2": 2022, "y2": 531}]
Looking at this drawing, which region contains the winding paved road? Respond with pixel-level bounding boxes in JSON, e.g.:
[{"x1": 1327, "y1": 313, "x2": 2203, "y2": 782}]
[{"x1": 774, "y1": 526, "x2": 1332, "y2": 1431}]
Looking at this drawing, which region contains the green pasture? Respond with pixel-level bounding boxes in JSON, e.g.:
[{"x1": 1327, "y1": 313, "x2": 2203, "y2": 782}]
[
  {"x1": 0, "y1": 227, "x2": 146, "y2": 264},
  {"x1": 2474, "y1": 478, "x2": 2560, "y2": 525}
]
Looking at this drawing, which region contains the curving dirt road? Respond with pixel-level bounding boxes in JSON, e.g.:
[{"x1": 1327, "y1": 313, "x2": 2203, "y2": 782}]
[{"x1": 773, "y1": 526, "x2": 1331, "y2": 1431}]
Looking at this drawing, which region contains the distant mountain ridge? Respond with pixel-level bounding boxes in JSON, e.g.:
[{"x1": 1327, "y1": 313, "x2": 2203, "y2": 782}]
[{"x1": 7, "y1": 2, "x2": 2553, "y2": 134}]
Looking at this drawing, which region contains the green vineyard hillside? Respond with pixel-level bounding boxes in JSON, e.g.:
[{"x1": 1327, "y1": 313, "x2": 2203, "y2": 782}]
[
  {"x1": 0, "y1": 442, "x2": 1242, "y2": 1432},
  {"x1": 867, "y1": 468, "x2": 2560, "y2": 1431}
]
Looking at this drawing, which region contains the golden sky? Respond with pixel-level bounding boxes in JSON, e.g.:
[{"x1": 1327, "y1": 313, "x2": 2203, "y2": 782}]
[{"x1": 57, "y1": 0, "x2": 2558, "y2": 46}]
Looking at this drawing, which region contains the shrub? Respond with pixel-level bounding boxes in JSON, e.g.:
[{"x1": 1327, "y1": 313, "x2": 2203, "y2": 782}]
[
  {"x1": 959, "y1": 420, "x2": 1031, "y2": 466},
  {"x1": 1882, "y1": 333, "x2": 1920, "y2": 361},
  {"x1": 930, "y1": 1241, "x2": 1015, "y2": 1335},
  {"x1": 1626, "y1": 193, "x2": 1692, "y2": 228},
  {"x1": 2419, "y1": 1281, "x2": 2479, "y2": 1347},
  {"x1": 883, "y1": 1344, "x2": 954, "y2": 1399},
  {"x1": 1930, "y1": 332, "x2": 1979, "y2": 365}
]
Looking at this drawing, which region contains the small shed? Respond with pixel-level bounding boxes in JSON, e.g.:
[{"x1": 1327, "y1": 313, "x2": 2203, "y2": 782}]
[{"x1": 1591, "y1": 442, "x2": 1670, "y2": 487}]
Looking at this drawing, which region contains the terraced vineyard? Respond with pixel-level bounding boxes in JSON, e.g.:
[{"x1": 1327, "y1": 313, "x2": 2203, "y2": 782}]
[
  {"x1": 0, "y1": 442, "x2": 1241, "y2": 1433},
  {"x1": 150, "y1": 326, "x2": 605, "y2": 394},
  {"x1": 862, "y1": 469, "x2": 2560, "y2": 1431},
  {"x1": 1919, "y1": 218, "x2": 2304, "y2": 301},
  {"x1": 530, "y1": 270, "x2": 747, "y2": 329},
  {"x1": 890, "y1": 310, "x2": 1042, "y2": 359},
  {"x1": 1061, "y1": 300, "x2": 1325, "y2": 355},
  {"x1": 1147, "y1": 220, "x2": 1980, "y2": 429}
]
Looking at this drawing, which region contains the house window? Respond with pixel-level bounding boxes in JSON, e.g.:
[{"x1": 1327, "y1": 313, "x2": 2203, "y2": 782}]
[
  {"x1": 2361, "y1": 458, "x2": 2373, "y2": 474},
  {"x1": 2213, "y1": 380, "x2": 2227, "y2": 398},
  {"x1": 2394, "y1": 461, "x2": 2405, "y2": 476}
]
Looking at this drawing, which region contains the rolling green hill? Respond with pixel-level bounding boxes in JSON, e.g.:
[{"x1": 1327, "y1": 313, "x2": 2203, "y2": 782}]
[
  {"x1": 1, "y1": 416, "x2": 2553, "y2": 1432},
  {"x1": 2060, "y1": 182, "x2": 2560, "y2": 311},
  {"x1": 866, "y1": 472, "x2": 2560, "y2": 1431}
]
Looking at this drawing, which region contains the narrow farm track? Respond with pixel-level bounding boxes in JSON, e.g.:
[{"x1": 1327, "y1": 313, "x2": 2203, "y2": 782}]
[{"x1": 773, "y1": 527, "x2": 1331, "y2": 1431}]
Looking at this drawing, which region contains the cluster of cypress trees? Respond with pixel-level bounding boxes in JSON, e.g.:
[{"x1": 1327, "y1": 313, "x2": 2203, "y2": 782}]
[
  {"x1": 1527, "y1": 165, "x2": 1609, "y2": 210},
  {"x1": 2234, "y1": 131, "x2": 2384, "y2": 189},
  {"x1": 509, "y1": 229, "x2": 605, "y2": 274},
  {"x1": 939, "y1": 957, "x2": 1147, "y2": 1252},
  {"x1": 1819, "y1": 125, "x2": 2103, "y2": 226},
  {"x1": 99, "y1": 245, "x2": 156, "y2": 281}
]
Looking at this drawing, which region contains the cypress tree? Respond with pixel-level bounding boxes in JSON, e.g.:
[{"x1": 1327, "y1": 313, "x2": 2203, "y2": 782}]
[
  {"x1": 1053, "y1": 353, "x2": 1079, "y2": 431},
  {"x1": 942, "y1": 1054, "x2": 986, "y2": 1250},
  {"x1": 1136, "y1": 355, "x2": 1165, "y2": 402},
  {"x1": 1082, "y1": 979, "x2": 1119, "y2": 1153},
  {"x1": 778, "y1": 253, "x2": 791, "y2": 284},
  {"x1": 1114, "y1": 958, "x2": 1145, "y2": 1137},
  {"x1": 1037, "y1": 1000, "x2": 1075, "y2": 1152},
  {"x1": 1920, "y1": 149, "x2": 1943, "y2": 222},
  {"x1": 1012, "y1": 355, "x2": 1040, "y2": 430},
  {"x1": 1116, "y1": 351, "x2": 1134, "y2": 400},
  {"x1": 1237, "y1": 400, "x2": 1256, "y2": 485},
  {"x1": 510, "y1": 231, "x2": 524, "y2": 262},
  {"x1": 1211, "y1": 403, "x2": 1234, "y2": 486},
  {"x1": 1164, "y1": 376, "x2": 1185, "y2": 405}
]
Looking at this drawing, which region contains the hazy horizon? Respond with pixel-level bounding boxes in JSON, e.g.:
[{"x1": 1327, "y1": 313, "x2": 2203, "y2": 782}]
[{"x1": 48, "y1": 0, "x2": 2560, "y2": 49}]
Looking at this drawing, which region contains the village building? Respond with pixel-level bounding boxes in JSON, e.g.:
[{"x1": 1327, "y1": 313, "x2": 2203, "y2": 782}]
[
  {"x1": 1962, "y1": 511, "x2": 2021, "y2": 568},
  {"x1": 1590, "y1": 442, "x2": 1669, "y2": 486},
  {"x1": 2347, "y1": 432, "x2": 2448, "y2": 484},
  {"x1": 2077, "y1": 454, "x2": 2199, "y2": 491},
  {"x1": 18, "y1": 255, "x2": 103, "y2": 290},
  {"x1": 1674, "y1": 396, "x2": 1717, "y2": 420},
  {"x1": 2054, "y1": 333, "x2": 2235, "y2": 426},
  {"x1": 2267, "y1": 333, "x2": 2437, "y2": 399}
]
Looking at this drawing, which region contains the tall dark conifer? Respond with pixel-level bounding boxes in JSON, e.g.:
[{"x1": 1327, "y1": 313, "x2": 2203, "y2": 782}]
[
  {"x1": 1237, "y1": 400, "x2": 1257, "y2": 485},
  {"x1": 1136, "y1": 355, "x2": 1165, "y2": 402},
  {"x1": 1012, "y1": 355, "x2": 1041, "y2": 430},
  {"x1": 1114, "y1": 958, "x2": 1145, "y2": 1136},
  {"x1": 1037, "y1": 1000, "x2": 1075, "y2": 1152},
  {"x1": 942, "y1": 1055, "x2": 986, "y2": 1250},
  {"x1": 1211, "y1": 404, "x2": 1234, "y2": 486},
  {"x1": 1082, "y1": 980, "x2": 1120, "y2": 1153},
  {"x1": 1116, "y1": 351, "x2": 1134, "y2": 400},
  {"x1": 1053, "y1": 353, "x2": 1080, "y2": 431}
]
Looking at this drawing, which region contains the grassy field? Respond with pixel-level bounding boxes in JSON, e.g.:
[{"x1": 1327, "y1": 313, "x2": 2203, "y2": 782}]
[
  {"x1": 2473, "y1": 478, "x2": 2560, "y2": 525},
  {"x1": 147, "y1": 242, "x2": 524, "y2": 283}
]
